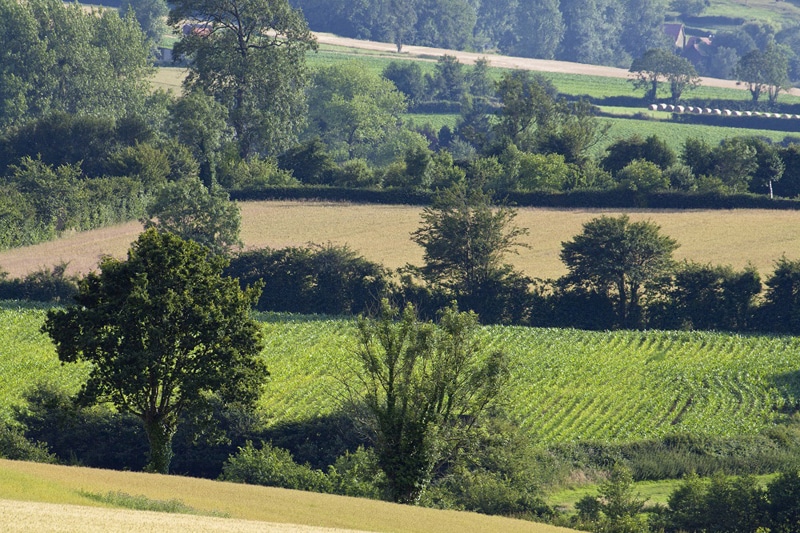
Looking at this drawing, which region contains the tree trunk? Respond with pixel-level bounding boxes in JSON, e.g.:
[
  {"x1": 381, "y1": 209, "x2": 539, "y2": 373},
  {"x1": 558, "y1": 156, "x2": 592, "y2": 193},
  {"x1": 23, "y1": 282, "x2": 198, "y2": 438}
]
[{"x1": 142, "y1": 414, "x2": 177, "y2": 474}]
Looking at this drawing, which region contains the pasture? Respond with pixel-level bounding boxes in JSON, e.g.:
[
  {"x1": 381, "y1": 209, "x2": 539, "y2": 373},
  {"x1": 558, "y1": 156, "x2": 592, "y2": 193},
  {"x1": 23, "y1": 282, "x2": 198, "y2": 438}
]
[
  {"x1": 2, "y1": 202, "x2": 800, "y2": 281},
  {"x1": 0, "y1": 460, "x2": 571, "y2": 533}
]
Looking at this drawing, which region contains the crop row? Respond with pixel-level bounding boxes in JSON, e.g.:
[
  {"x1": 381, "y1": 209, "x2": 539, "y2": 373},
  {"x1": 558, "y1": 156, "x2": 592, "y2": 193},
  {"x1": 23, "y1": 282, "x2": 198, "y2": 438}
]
[{"x1": 1, "y1": 306, "x2": 799, "y2": 444}]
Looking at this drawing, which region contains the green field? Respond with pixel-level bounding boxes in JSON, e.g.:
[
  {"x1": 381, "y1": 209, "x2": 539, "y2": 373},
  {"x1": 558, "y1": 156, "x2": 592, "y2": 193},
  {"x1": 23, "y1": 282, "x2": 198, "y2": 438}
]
[{"x1": 4, "y1": 303, "x2": 799, "y2": 446}]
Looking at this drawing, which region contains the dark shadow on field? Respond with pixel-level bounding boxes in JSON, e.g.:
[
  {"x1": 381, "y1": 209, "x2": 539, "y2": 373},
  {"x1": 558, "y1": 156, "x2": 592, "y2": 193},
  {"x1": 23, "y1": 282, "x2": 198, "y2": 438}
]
[
  {"x1": 254, "y1": 311, "x2": 355, "y2": 324},
  {"x1": 773, "y1": 370, "x2": 800, "y2": 414}
]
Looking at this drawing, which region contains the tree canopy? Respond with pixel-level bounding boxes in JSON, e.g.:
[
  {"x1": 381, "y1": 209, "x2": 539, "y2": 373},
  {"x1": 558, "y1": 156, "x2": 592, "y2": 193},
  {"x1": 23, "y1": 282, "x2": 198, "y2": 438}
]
[
  {"x1": 411, "y1": 183, "x2": 530, "y2": 322},
  {"x1": 0, "y1": 0, "x2": 153, "y2": 129},
  {"x1": 560, "y1": 215, "x2": 679, "y2": 328},
  {"x1": 630, "y1": 48, "x2": 700, "y2": 102},
  {"x1": 43, "y1": 229, "x2": 267, "y2": 473},
  {"x1": 346, "y1": 300, "x2": 509, "y2": 503},
  {"x1": 170, "y1": 0, "x2": 317, "y2": 158}
]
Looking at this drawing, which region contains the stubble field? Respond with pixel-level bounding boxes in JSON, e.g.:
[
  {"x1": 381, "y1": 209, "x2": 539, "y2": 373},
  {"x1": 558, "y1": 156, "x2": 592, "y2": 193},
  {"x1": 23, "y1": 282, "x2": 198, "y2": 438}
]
[{"x1": 1, "y1": 201, "x2": 799, "y2": 281}]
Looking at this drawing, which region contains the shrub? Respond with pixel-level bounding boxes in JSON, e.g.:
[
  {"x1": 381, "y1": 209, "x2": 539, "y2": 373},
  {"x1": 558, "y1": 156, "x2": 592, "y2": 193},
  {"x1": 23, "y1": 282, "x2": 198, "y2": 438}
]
[{"x1": 221, "y1": 441, "x2": 332, "y2": 493}]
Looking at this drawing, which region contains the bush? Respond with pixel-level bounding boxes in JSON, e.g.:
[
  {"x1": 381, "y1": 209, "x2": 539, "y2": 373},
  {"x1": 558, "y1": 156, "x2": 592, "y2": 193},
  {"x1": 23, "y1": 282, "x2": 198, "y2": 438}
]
[
  {"x1": 221, "y1": 441, "x2": 332, "y2": 493},
  {"x1": 0, "y1": 424, "x2": 55, "y2": 463},
  {"x1": 226, "y1": 244, "x2": 391, "y2": 315},
  {"x1": 327, "y1": 446, "x2": 385, "y2": 499}
]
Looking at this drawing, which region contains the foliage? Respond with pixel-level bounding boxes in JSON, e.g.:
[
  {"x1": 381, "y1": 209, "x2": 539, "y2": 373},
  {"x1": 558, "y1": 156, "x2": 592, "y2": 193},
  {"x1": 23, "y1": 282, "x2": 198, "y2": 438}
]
[
  {"x1": 221, "y1": 441, "x2": 332, "y2": 492},
  {"x1": 410, "y1": 183, "x2": 531, "y2": 323},
  {"x1": 629, "y1": 49, "x2": 700, "y2": 102},
  {"x1": 170, "y1": 0, "x2": 317, "y2": 158},
  {"x1": 344, "y1": 301, "x2": 510, "y2": 503},
  {"x1": 602, "y1": 135, "x2": 676, "y2": 176},
  {"x1": 759, "y1": 256, "x2": 800, "y2": 334},
  {"x1": 0, "y1": 0, "x2": 153, "y2": 128},
  {"x1": 0, "y1": 262, "x2": 79, "y2": 302},
  {"x1": 0, "y1": 424, "x2": 55, "y2": 464},
  {"x1": 653, "y1": 261, "x2": 760, "y2": 331},
  {"x1": 560, "y1": 214, "x2": 679, "y2": 328},
  {"x1": 119, "y1": 0, "x2": 168, "y2": 47},
  {"x1": 42, "y1": 229, "x2": 268, "y2": 473},
  {"x1": 142, "y1": 177, "x2": 243, "y2": 256},
  {"x1": 734, "y1": 45, "x2": 791, "y2": 105},
  {"x1": 305, "y1": 61, "x2": 408, "y2": 164},
  {"x1": 226, "y1": 243, "x2": 390, "y2": 315}
]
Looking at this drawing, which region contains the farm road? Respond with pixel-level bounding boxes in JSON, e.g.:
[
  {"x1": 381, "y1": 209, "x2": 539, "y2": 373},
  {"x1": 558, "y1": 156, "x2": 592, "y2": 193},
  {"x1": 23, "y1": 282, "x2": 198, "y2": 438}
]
[{"x1": 314, "y1": 32, "x2": 800, "y2": 97}]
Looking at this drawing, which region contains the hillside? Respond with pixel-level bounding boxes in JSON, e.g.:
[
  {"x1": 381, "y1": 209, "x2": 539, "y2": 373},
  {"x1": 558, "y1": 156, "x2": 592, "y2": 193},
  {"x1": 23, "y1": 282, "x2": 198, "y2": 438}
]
[
  {"x1": 2, "y1": 304, "x2": 798, "y2": 446},
  {"x1": 3, "y1": 202, "x2": 800, "y2": 280},
  {"x1": 0, "y1": 460, "x2": 575, "y2": 533}
]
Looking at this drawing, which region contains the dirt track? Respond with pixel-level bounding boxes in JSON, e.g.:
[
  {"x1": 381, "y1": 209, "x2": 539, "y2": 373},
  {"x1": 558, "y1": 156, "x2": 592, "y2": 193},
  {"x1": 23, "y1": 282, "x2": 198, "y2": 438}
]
[{"x1": 314, "y1": 32, "x2": 800, "y2": 96}]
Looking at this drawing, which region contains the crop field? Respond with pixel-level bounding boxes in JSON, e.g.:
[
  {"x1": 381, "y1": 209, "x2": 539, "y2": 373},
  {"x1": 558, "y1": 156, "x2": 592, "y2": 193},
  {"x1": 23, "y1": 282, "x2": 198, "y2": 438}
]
[
  {"x1": 0, "y1": 304, "x2": 89, "y2": 424},
  {"x1": 4, "y1": 204, "x2": 800, "y2": 281},
  {"x1": 258, "y1": 319, "x2": 800, "y2": 444},
  {"x1": 0, "y1": 460, "x2": 570, "y2": 533},
  {"x1": 3, "y1": 306, "x2": 800, "y2": 447}
]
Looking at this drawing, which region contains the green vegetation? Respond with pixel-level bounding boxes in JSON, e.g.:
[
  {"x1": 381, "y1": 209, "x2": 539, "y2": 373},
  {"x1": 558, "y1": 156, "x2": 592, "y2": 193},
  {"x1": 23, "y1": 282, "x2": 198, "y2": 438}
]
[
  {"x1": 5, "y1": 306, "x2": 800, "y2": 447},
  {"x1": 78, "y1": 490, "x2": 227, "y2": 517}
]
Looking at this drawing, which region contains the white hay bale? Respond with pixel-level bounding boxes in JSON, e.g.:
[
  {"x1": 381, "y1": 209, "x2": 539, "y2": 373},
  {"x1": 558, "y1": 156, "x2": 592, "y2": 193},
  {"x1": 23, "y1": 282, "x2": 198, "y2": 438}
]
[
  {"x1": 676, "y1": 105, "x2": 685, "y2": 112},
  {"x1": 649, "y1": 104, "x2": 658, "y2": 111},
  {"x1": 657, "y1": 103, "x2": 668, "y2": 110}
]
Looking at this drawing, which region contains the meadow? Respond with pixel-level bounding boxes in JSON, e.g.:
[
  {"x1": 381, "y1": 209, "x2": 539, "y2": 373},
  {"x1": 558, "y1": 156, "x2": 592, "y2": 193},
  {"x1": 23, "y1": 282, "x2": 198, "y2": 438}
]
[
  {"x1": 0, "y1": 459, "x2": 570, "y2": 533},
  {"x1": 3, "y1": 202, "x2": 800, "y2": 281}
]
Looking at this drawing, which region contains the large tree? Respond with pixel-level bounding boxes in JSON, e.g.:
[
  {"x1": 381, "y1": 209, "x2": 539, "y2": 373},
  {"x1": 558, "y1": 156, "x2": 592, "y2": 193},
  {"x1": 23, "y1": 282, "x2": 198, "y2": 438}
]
[
  {"x1": 43, "y1": 229, "x2": 267, "y2": 473},
  {"x1": 305, "y1": 61, "x2": 407, "y2": 163},
  {"x1": 0, "y1": 0, "x2": 153, "y2": 128},
  {"x1": 170, "y1": 0, "x2": 317, "y2": 158},
  {"x1": 560, "y1": 215, "x2": 679, "y2": 328},
  {"x1": 346, "y1": 300, "x2": 509, "y2": 503},
  {"x1": 507, "y1": 0, "x2": 564, "y2": 60},
  {"x1": 411, "y1": 183, "x2": 530, "y2": 323},
  {"x1": 630, "y1": 48, "x2": 700, "y2": 102},
  {"x1": 734, "y1": 45, "x2": 790, "y2": 105}
]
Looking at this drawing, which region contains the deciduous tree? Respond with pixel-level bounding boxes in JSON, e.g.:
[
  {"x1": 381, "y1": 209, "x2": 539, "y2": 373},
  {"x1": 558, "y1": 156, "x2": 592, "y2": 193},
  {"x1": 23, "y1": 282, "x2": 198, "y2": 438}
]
[
  {"x1": 43, "y1": 229, "x2": 267, "y2": 473},
  {"x1": 345, "y1": 300, "x2": 509, "y2": 503},
  {"x1": 410, "y1": 183, "x2": 530, "y2": 322},
  {"x1": 630, "y1": 48, "x2": 700, "y2": 102},
  {"x1": 170, "y1": 0, "x2": 317, "y2": 158},
  {"x1": 560, "y1": 214, "x2": 679, "y2": 328}
]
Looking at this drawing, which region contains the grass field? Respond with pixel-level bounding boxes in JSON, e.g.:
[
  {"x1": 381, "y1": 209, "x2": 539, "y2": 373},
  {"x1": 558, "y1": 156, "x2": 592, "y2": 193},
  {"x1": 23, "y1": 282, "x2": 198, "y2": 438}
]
[
  {"x1": 3, "y1": 202, "x2": 800, "y2": 281},
  {"x1": 0, "y1": 460, "x2": 574, "y2": 533}
]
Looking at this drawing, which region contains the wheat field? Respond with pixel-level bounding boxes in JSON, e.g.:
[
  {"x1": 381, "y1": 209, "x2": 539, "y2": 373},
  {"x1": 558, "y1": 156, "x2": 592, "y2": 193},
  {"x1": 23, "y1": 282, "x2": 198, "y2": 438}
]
[{"x1": 1, "y1": 201, "x2": 799, "y2": 280}]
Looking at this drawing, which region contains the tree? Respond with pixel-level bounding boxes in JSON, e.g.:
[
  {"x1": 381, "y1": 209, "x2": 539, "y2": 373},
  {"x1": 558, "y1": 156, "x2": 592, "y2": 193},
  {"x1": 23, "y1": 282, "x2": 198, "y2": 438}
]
[
  {"x1": 602, "y1": 134, "x2": 676, "y2": 175},
  {"x1": 429, "y1": 55, "x2": 466, "y2": 102},
  {"x1": 42, "y1": 229, "x2": 267, "y2": 473},
  {"x1": 734, "y1": 45, "x2": 790, "y2": 105},
  {"x1": 383, "y1": 61, "x2": 426, "y2": 104},
  {"x1": 616, "y1": 159, "x2": 670, "y2": 192},
  {"x1": 760, "y1": 256, "x2": 800, "y2": 334},
  {"x1": 120, "y1": 0, "x2": 168, "y2": 47},
  {"x1": 630, "y1": 48, "x2": 700, "y2": 102},
  {"x1": 142, "y1": 177, "x2": 243, "y2": 256},
  {"x1": 507, "y1": 0, "x2": 564, "y2": 60},
  {"x1": 0, "y1": 0, "x2": 153, "y2": 128},
  {"x1": 170, "y1": 0, "x2": 317, "y2": 158},
  {"x1": 345, "y1": 300, "x2": 509, "y2": 503},
  {"x1": 305, "y1": 61, "x2": 408, "y2": 164},
  {"x1": 560, "y1": 215, "x2": 679, "y2": 328},
  {"x1": 169, "y1": 91, "x2": 232, "y2": 188},
  {"x1": 410, "y1": 183, "x2": 531, "y2": 322}
]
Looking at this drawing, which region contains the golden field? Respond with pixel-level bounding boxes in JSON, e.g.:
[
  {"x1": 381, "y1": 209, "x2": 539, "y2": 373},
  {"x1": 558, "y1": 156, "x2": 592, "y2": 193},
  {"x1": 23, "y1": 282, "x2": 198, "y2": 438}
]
[
  {"x1": 0, "y1": 201, "x2": 799, "y2": 280},
  {"x1": 0, "y1": 460, "x2": 575, "y2": 533}
]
